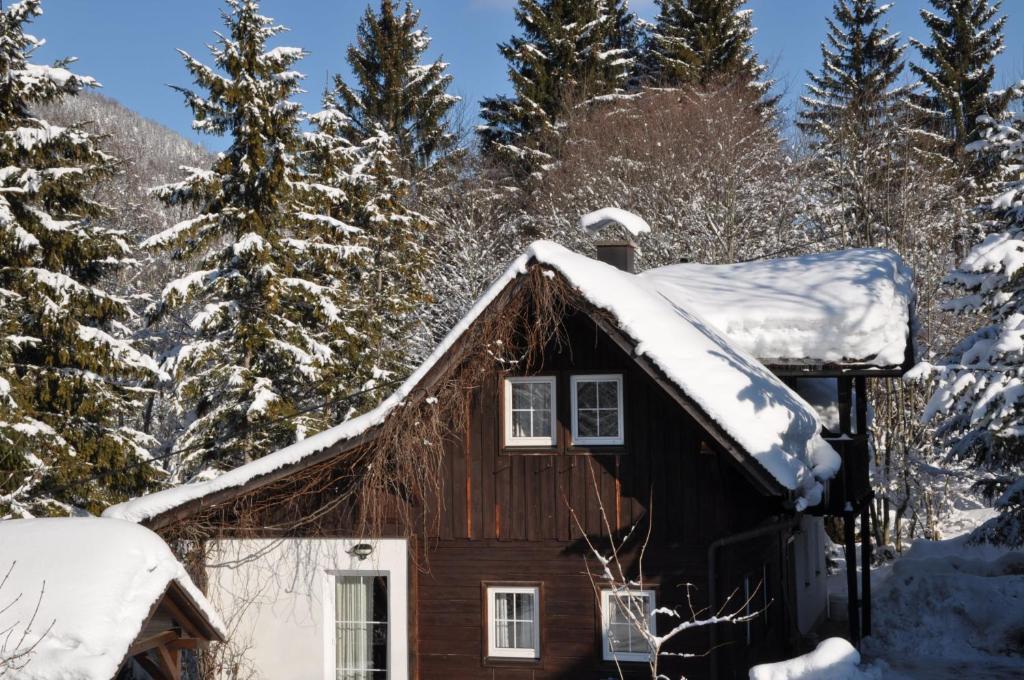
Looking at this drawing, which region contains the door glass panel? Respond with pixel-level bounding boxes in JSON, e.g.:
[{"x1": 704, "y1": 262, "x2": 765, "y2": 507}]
[{"x1": 336, "y1": 574, "x2": 388, "y2": 679}]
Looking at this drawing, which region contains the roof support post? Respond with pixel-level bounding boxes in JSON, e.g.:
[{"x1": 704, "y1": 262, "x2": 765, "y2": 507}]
[
  {"x1": 844, "y1": 510, "x2": 861, "y2": 648},
  {"x1": 861, "y1": 502, "x2": 872, "y2": 637}
]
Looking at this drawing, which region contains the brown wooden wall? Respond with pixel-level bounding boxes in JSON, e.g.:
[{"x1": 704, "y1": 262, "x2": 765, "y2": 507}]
[{"x1": 415, "y1": 313, "x2": 793, "y2": 679}]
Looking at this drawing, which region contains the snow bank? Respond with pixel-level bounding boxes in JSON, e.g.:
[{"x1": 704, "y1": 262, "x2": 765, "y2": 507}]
[
  {"x1": 105, "y1": 241, "x2": 837, "y2": 524},
  {"x1": 641, "y1": 248, "x2": 914, "y2": 367},
  {"x1": 579, "y1": 207, "x2": 652, "y2": 237},
  {"x1": 862, "y1": 535, "x2": 1024, "y2": 665},
  {"x1": 0, "y1": 517, "x2": 224, "y2": 680},
  {"x1": 749, "y1": 638, "x2": 881, "y2": 680}
]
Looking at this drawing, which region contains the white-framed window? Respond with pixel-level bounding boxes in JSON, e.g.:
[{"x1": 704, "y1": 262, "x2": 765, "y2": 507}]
[
  {"x1": 601, "y1": 589, "x2": 656, "y2": 662},
  {"x1": 333, "y1": 572, "x2": 389, "y2": 678},
  {"x1": 570, "y1": 374, "x2": 625, "y2": 446},
  {"x1": 503, "y1": 376, "x2": 557, "y2": 447},
  {"x1": 486, "y1": 585, "x2": 540, "y2": 659}
]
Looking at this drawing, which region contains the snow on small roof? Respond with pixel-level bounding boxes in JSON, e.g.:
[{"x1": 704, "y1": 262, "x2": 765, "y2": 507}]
[
  {"x1": 579, "y1": 207, "x2": 652, "y2": 237},
  {"x1": 0, "y1": 518, "x2": 225, "y2": 680},
  {"x1": 105, "y1": 241, "x2": 838, "y2": 524},
  {"x1": 640, "y1": 248, "x2": 914, "y2": 368}
]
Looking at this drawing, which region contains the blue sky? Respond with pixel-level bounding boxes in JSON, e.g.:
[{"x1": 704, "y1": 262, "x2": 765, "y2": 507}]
[{"x1": 31, "y1": 1, "x2": 1024, "y2": 150}]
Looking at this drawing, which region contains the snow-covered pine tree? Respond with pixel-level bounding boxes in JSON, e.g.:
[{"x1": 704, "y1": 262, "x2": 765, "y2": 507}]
[
  {"x1": 303, "y1": 91, "x2": 432, "y2": 397},
  {"x1": 478, "y1": 0, "x2": 638, "y2": 176},
  {"x1": 917, "y1": 111, "x2": 1024, "y2": 546},
  {"x1": 0, "y1": 0, "x2": 163, "y2": 516},
  {"x1": 334, "y1": 0, "x2": 458, "y2": 177},
  {"x1": 798, "y1": 0, "x2": 910, "y2": 248},
  {"x1": 646, "y1": 0, "x2": 768, "y2": 94},
  {"x1": 147, "y1": 0, "x2": 365, "y2": 479},
  {"x1": 910, "y1": 0, "x2": 1018, "y2": 173}
]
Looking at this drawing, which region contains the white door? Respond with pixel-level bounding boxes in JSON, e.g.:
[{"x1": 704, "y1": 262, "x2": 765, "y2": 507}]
[{"x1": 322, "y1": 540, "x2": 409, "y2": 680}]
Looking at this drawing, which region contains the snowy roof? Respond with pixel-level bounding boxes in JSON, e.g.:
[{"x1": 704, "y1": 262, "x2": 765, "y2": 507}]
[
  {"x1": 0, "y1": 518, "x2": 225, "y2": 680},
  {"x1": 640, "y1": 248, "x2": 915, "y2": 369},
  {"x1": 105, "y1": 241, "x2": 840, "y2": 525}
]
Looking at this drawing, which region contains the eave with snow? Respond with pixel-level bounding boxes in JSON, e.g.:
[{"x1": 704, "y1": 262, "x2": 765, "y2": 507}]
[{"x1": 102, "y1": 221, "x2": 915, "y2": 678}]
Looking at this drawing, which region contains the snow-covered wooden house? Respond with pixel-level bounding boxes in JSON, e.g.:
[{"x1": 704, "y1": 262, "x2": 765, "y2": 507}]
[
  {"x1": 0, "y1": 517, "x2": 224, "y2": 680},
  {"x1": 103, "y1": 234, "x2": 913, "y2": 679}
]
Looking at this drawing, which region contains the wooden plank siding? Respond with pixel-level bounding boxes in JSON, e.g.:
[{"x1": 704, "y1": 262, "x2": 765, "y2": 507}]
[{"x1": 415, "y1": 313, "x2": 789, "y2": 679}]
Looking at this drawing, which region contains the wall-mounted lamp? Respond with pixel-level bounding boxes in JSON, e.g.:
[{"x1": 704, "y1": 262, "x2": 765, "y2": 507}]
[{"x1": 349, "y1": 543, "x2": 374, "y2": 560}]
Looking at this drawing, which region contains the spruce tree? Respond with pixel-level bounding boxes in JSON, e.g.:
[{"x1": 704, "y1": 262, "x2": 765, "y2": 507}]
[
  {"x1": 918, "y1": 111, "x2": 1024, "y2": 546},
  {"x1": 0, "y1": 0, "x2": 162, "y2": 516},
  {"x1": 478, "y1": 0, "x2": 638, "y2": 173},
  {"x1": 910, "y1": 0, "x2": 1017, "y2": 168},
  {"x1": 335, "y1": 0, "x2": 458, "y2": 176},
  {"x1": 798, "y1": 0, "x2": 910, "y2": 247},
  {"x1": 304, "y1": 93, "x2": 432, "y2": 391},
  {"x1": 647, "y1": 0, "x2": 768, "y2": 92},
  {"x1": 148, "y1": 0, "x2": 365, "y2": 479}
]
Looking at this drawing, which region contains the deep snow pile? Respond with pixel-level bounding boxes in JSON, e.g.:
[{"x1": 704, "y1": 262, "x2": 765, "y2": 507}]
[
  {"x1": 862, "y1": 535, "x2": 1024, "y2": 668},
  {"x1": 641, "y1": 248, "x2": 914, "y2": 367},
  {"x1": 749, "y1": 638, "x2": 882, "y2": 680},
  {"x1": 0, "y1": 517, "x2": 224, "y2": 680},
  {"x1": 105, "y1": 240, "x2": 839, "y2": 523}
]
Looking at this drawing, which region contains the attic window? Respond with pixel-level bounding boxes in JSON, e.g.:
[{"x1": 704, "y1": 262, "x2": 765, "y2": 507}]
[
  {"x1": 503, "y1": 376, "x2": 557, "y2": 447},
  {"x1": 571, "y1": 375, "x2": 624, "y2": 446}
]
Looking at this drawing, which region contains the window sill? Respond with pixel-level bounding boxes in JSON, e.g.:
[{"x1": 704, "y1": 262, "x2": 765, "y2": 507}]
[
  {"x1": 567, "y1": 445, "x2": 627, "y2": 455},
  {"x1": 482, "y1": 656, "x2": 544, "y2": 669},
  {"x1": 500, "y1": 447, "x2": 560, "y2": 456}
]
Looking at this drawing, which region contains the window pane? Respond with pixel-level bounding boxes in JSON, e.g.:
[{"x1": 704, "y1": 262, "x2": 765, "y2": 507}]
[
  {"x1": 598, "y1": 380, "x2": 619, "y2": 407},
  {"x1": 607, "y1": 594, "x2": 650, "y2": 655},
  {"x1": 531, "y1": 382, "x2": 551, "y2": 409},
  {"x1": 577, "y1": 408, "x2": 599, "y2": 438},
  {"x1": 512, "y1": 411, "x2": 532, "y2": 438},
  {"x1": 598, "y1": 410, "x2": 619, "y2": 438},
  {"x1": 511, "y1": 383, "x2": 531, "y2": 409},
  {"x1": 533, "y1": 410, "x2": 551, "y2": 437},
  {"x1": 516, "y1": 592, "x2": 535, "y2": 621},
  {"x1": 576, "y1": 381, "x2": 597, "y2": 409},
  {"x1": 514, "y1": 621, "x2": 534, "y2": 649},
  {"x1": 336, "y1": 575, "x2": 388, "y2": 678}
]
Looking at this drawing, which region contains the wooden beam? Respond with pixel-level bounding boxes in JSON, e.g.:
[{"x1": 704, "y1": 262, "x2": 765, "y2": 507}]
[
  {"x1": 168, "y1": 637, "x2": 205, "y2": 650},
  {"x1": 844, "y1": 511, "x2": 861, "y2": 649},
  {"x1": 155, "y1": 642, "x2": 181, "y2": 680},
  {"x1": 861, "y1": 504, "x2": 873, "y2": 637},
  {"x1": 135, "y1": 654, "x2": 172, "y2": 680},
  {"x1": 128, "y1": 630, "x2": 178, "y2": 657}
]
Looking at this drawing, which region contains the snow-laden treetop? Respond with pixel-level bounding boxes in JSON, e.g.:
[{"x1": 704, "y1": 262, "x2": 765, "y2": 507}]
[
  {"x1": 106, "y1": 241, "x2": 844, "y2": 525},
  {"x1": 641, "y1": 248, "x2": 915, "y2": 368},
  {"x1": 0, "y1": 518, "x2": 225, "y2": 680}
]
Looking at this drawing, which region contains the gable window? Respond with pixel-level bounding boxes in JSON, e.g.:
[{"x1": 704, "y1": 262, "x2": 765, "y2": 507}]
[
  {"x1": 571, "y1": 374, "x2": 624, "y2": 446},
  {"x1": 601, "y1": 589, "x2": 655, "y2": 662},
  {"x1": 503, "y1": 377, "x2": 557, "y2": 447},
  {"x1": 334, "y1": 573, "x2": 389, "y2": 678},
  {"x1": 486, "y1": 585, "x2": 540, "y2": 659}
]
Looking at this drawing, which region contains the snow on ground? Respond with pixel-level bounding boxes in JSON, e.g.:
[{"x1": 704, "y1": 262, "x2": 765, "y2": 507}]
[
  {"x1": 750, "y1": 638, "x2": 884, "y2": 680},
  {"x1": 641, "y1": 248, "x2": 914, "y2": 368},
  {"x1": 817, "y1": 508, "x2": 1024, "y2": 679},
  {"x1": 861, "y1": 532, "x2": 1024, "y2": 679},
  {"x1": 0, "y1": 517, "x2": 224, "y2": 680},
  {"x1": 106, "y1": 240, "x2": 839, "y2": 524}
]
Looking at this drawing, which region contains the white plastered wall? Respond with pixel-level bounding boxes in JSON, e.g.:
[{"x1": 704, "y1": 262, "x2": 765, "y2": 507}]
[
  {"x1": 793, "y1": 515, "x2": 828, "y2": 635},
  {"x1": 207, "y1": 538, "x2": 408, "y2": 680}
]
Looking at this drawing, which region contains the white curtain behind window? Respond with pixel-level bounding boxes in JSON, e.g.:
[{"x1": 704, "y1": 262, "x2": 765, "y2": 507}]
[
  {"x1": 336, "y1": 576, "x2": 371, "y2": 679},
  {"x1": 493, "y1": 592, "x2": 511, "y2": 648}
]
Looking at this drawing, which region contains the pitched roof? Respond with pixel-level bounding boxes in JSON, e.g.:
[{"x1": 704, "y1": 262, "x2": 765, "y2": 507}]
[
  {"x1": 0, "y1": 517, "x2": 225, "y2": 680},
  {"x1": 641, "y1": 248, "x2": 915, "y2": 370},
  {"x1": 104, "y1": 241, "x2": 841, "y2": 525}
]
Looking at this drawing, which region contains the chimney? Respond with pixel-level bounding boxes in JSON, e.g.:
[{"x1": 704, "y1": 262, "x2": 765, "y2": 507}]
[
  {"x1": 596, "y1": 238, "x2": 637, "y2": 273},
  {"x1": 579, "y1": 207, "x2": 650, "y2": 274}
]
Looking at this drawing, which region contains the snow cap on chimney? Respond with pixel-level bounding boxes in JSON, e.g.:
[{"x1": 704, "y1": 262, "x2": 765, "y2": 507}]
[{"x1": 579, "y1": 208, "x2": 650, "y2": 274}]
